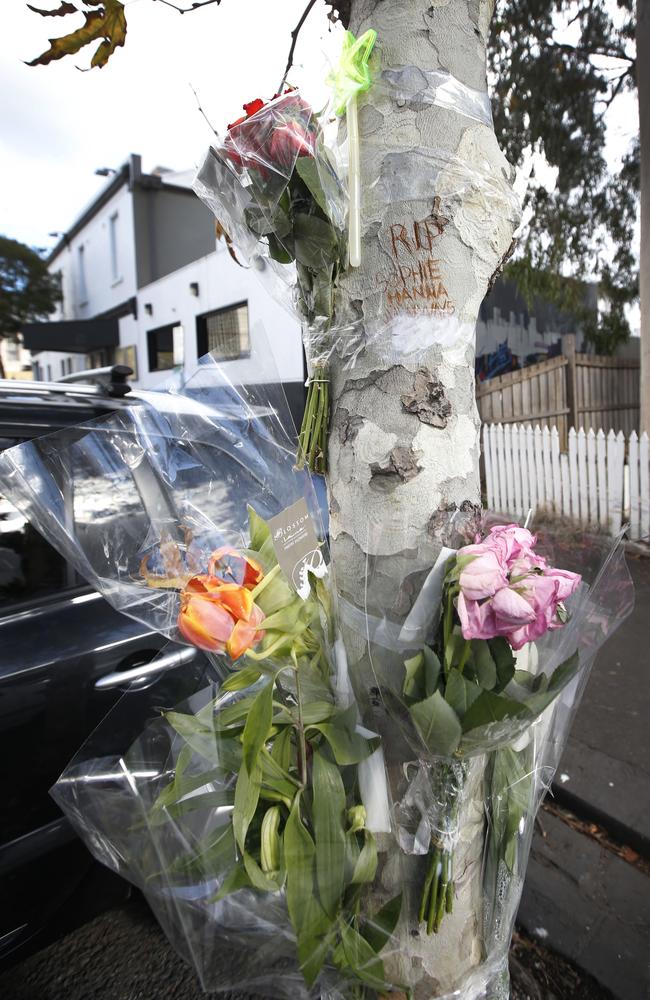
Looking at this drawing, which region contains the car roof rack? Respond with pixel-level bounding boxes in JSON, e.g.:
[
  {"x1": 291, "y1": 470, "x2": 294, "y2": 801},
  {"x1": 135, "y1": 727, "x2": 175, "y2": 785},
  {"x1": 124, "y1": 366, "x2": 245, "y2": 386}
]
[{"x1": 57, "y1": 364, "x2": 134, "y2": 397}]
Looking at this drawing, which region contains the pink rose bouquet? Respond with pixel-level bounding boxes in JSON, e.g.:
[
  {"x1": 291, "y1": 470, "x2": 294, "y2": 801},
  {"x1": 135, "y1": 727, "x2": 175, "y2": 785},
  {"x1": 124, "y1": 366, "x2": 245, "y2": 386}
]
[
  {"x1": 400, "y1": 523, "x2": 583, "y2": 935},
  {"x1": 456, "y1": 525, "x2": 581, "y2": 650}
]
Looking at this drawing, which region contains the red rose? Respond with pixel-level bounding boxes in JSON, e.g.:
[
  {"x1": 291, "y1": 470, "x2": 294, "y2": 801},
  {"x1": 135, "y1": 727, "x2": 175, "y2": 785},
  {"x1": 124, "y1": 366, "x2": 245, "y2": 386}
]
[
  {"x1": 222, "y1": 91, "x2": 316, "y2": 175},
  {"x1": 268, "y1": 120, "x2": 316, "y2": 169}
]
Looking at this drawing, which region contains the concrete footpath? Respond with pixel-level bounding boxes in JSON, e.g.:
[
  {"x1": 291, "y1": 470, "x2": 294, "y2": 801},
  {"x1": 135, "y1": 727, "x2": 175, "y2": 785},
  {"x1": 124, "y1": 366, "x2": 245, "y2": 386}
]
[{"x1": 518, "y1": 554, "x2": 650, "y2": 1000}]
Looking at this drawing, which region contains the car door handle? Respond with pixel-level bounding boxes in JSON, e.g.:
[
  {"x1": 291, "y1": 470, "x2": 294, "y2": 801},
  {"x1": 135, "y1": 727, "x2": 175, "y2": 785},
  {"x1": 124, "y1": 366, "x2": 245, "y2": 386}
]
[{"x1": 95, "y1": 646, "x2": 198, "y2": 690}]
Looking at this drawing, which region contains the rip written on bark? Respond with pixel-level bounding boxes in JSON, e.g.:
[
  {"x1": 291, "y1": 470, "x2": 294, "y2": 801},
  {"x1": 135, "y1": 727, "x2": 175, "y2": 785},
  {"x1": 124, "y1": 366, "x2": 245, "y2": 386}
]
[
  {"x1": 401, "y1": 368, "x2": 452, "y2": 428},
  {"x1": 369, "y1": 446, "x2": 422, "y2": 493}
]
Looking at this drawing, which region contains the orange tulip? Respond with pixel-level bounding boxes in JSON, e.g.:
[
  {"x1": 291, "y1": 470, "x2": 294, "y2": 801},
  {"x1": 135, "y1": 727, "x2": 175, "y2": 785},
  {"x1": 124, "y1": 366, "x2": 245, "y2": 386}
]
[
  {"x1": 185, "y1": 575, "x2": 254, "y2": 622},
  {"x1": 178, "y1": 572, "x2": 265, "y2": 659},
  {"x1": 208, "y1": 546, "x2": 264, "y2": 590},
  {"x1": 178, "y1": 590, "x2": 236, "y2": 653}
]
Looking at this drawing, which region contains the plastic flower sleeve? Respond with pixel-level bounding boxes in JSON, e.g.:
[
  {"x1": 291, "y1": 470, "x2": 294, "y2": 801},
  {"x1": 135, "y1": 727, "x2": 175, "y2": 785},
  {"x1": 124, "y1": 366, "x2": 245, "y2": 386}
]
[
  {"x1": 0, "y1": 340, "x2": 634, "y2": 998},
  {"x1": 0, "y1": 354, "x2": 325, "y2": 648},
  {"x1": 331, "y1": 510, "x2": 632, "y2": 996}
]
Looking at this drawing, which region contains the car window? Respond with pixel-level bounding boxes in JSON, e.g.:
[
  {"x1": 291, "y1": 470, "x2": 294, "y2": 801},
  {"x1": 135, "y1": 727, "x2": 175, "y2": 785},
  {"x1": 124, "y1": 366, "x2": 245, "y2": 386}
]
[{"x1": 0, "y1": 437, "x2": 77, "y2": 611}]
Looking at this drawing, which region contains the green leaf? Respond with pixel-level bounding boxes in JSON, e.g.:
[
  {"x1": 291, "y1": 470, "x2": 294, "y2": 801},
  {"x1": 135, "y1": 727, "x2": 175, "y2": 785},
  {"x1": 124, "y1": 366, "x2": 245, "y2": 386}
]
[
  {"x1": 169, "y1": 822, "x2": 235, "y2": 879},
  {"x1": 293, "y1": 213, "x2": 338, "y2": 272},
  {"x1": 312, "y1": 750, "x2": 347, "y2": 918},
  {"x1": 338, "y1": 923, "x2": 388, "y2": 991},
  {"x1": 351, "y1": 830, "x2": 378, "y2": 885},
  {"x1": 461, "y1": 690, "x2": 530, "y2": 734},
  {"x1": 151, "y1": 741, "x2": 192, "y2": 812},
  {"x1": 520, "y1": 651, "x2": 580, "y2": 717},
  {"x1": 243, "y1": 850, "x2": 283, "y2": 892},
  {"x1": 444, "y1": 669, "x2": 481, "y2": 719},
  {"x1": 445, "y1": 629, "x2": 467, "y2": 672},
  {"x1": 489, "y1": 745, "x2": 533, "y2": 873},
  {"x1": 309, "y1": 706, "x2": 378, "y2": 765},
  {"x1": 248, "y1": 504, "x2": 271, "y2": 551},
  {"x1": 242, "y1": 680, "x2": 275, "y2": 774},
  {"x1": 259, "y1": 748, "x2": 299, "y2": 800},
  {"x1": 221, "y1": 665, "x2": 263, "y2": 693},
  {"x1": 165, "y1": 711, "x2": 221, "y2": 763},
  {"x1": 213, "y1": 695, "x2": 257, "y2": 733},
  {"x1": 254, "y1": 572, "x2": 295, "y2": 616},
  {"x1": 488, "y1": 637, "x2": 516, "y2": 691},
  {"x1": 471, "y1": 640, "x2": 498, "y2": 690},
  {"x1": 284, "y1": 794, "x2": 316, "y2": 933},
  {"x1": 362, "y1": 894, "x2": 402, "y2": 953},
  {"x1": 297, "y1": 896, "x2": 332, "y2": 986},
  {"x1": 149, "y1": 790, "x2": 234, "y2": 826},
  {"x1": 275, "y1": 701, "x2": 336, "y2": 727},
  {"x1": 259, "y1": 604, "x2": 306, "y2": 633},
  {"x1": 295, "y1": 156, "x2": 339, "y2": 220},
  {"x1": 268, "y1": 231, "x2": 295, "y2": 264},
  {"x1": 233, "y1": 759, "x2": 261, "y2": 853},
  {"x1": 270, "y1": 725, "x2": 293, "y2": 773},
  {"x1": 549, "y1": 650, "x2": 580, "y2": 692},
  {"x1": 244, "y1": 203, "x2": 292, "y2": 239},
  {"x1": 403, "y1": 652, "x2": 424, "y2": 702},
  {"x1": 208, "y1": 864, "x2": 253, "y2": 903},
  {"x1": 409, "y1": 691, "x2": 462, "y2": 757},
  {"x1": 423, "y1": 646, "x2": 442, "y2": 696}
]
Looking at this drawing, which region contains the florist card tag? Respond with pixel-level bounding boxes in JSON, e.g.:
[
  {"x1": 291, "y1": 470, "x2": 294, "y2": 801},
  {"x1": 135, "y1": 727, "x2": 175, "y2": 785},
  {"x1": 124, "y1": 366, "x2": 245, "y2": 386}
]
[{"x1": 268, "y1": 498, "x2": 327, "y2": 600}]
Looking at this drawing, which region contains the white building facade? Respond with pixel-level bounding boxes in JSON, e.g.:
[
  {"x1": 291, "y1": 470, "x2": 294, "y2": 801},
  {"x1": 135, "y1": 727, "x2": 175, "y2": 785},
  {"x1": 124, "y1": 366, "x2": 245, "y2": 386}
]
[
  {"x1": 27, "y1": 154, "x2": 303, "y2": 399},
  {"x1": 27, "y1": 152, "x2": 613, "y2": 405}
]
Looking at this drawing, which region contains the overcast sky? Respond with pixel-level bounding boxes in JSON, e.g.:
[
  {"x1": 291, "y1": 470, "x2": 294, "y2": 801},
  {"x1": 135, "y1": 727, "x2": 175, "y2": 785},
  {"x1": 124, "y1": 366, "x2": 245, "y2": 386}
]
[
  {"x1": 0, "y1": 0, "x2": 639, "y2": 273},
  {"x1": 0, "y1": 0, "x2": 343, "y2": 249}
]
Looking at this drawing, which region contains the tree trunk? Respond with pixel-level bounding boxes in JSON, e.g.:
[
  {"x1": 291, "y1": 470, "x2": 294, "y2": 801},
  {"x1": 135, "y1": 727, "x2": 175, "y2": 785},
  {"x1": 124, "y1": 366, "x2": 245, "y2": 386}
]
[
  {"x1": 326, "y1": 0, "x2": 519, "y2": 994},
  {"x1": 638, "y1": 0, "x2": 650, "y2": 435}
]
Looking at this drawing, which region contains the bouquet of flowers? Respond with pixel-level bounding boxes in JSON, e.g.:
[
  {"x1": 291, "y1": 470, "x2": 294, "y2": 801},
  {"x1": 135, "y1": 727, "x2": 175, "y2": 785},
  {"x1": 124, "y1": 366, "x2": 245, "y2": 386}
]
[
  {"x1": 194, "y1": 88, "x2": 349, "y2": 474},
  {"x1": 0, "y1": 349, "x2": 633, "y2": 999}
]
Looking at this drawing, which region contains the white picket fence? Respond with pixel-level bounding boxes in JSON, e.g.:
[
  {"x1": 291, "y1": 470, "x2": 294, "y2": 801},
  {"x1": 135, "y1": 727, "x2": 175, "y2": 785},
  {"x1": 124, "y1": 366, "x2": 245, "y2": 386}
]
[{"x1": 483, "y1": 422, "x2": 650, "y2": 540}]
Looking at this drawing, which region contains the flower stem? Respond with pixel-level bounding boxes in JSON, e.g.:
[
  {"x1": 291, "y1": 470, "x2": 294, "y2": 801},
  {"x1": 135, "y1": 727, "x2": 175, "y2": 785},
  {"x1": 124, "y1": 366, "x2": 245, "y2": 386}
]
[
  {"x1": 295, "y1": 671, "x2": 308, "y2": 787},
  {"x1": 250, "y1": 562, "x2": 281, "y2": 601},
  {"x1": 296, "y1": 366, "x2": 329, "y2": 474}
]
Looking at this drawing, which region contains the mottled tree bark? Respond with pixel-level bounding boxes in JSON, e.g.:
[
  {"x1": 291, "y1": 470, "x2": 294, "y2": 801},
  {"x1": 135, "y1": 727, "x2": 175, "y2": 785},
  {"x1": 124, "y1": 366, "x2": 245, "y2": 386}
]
[
  {"x1": 326, "y1": 1, "x2": 519, "y2": 995},
  {"x1": 329, "y1": 0, "x2": 519, "y2": 577}
]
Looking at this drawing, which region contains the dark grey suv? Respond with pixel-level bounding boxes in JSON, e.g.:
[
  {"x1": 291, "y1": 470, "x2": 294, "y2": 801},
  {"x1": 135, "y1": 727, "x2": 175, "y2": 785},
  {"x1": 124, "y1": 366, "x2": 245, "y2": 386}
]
[{"x1": 0, "y1": 369, "x2": 199, "y2": 968}]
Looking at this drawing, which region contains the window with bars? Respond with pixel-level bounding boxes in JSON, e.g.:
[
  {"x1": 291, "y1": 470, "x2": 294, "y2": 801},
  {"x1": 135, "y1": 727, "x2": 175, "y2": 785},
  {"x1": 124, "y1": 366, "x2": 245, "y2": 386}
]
[{"x1": 196, "y1": 302, "x2": 250, "y2": 362}]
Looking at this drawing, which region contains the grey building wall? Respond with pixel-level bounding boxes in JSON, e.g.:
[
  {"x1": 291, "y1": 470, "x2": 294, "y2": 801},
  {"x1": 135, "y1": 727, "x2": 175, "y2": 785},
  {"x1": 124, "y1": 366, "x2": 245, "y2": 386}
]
[{"x1": 133, "y1": 186, "x2": 216, "y2": 289}]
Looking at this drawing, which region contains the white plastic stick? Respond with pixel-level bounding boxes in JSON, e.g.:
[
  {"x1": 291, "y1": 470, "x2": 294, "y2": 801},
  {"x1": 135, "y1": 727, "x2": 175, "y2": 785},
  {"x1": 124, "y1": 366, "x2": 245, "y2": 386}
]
[{"x1": 348, "y1": 95, "x2": 361, "y2": 268}]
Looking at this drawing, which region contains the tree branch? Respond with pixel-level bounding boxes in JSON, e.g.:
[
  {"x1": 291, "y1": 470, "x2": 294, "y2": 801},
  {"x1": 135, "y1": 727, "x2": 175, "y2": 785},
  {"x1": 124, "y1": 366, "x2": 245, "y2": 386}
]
[
  {"x1": 543, "y1": 38, "x2": 635, "y2": 63},
  {"x1": 277, "y1": 0, "x2": 319, "y2": 93},
  {"x1": 189, "y1": 83, "x2": 218, "y2": 136},
  {"x1": 597, "y1": 67, "x2": 633, "y2": 117},
  {"x1": 151, "y1": 0, "x2": 221, "y2": 14}
]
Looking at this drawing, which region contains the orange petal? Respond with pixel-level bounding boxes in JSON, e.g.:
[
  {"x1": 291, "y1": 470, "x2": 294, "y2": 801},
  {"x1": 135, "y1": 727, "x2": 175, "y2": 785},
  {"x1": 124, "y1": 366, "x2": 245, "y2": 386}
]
[
  {"x1": 178, "y1": 592, "x2": 235, "y2": 652},
  {"x1": 243, "y1": 556, "x2": 264, "y2": 590},
  {"x1": 185, "y1": 574, "x2": 212, "y2": 594},
  {"x1": 226, "y1": 617, "x2": 263, "y2": 660},
  {"x1": 211, "y1": 583, "x2": 254, "y2": 622},
  {"x1": 208, "y1": 547, "x2": 265, "y2": 590}
]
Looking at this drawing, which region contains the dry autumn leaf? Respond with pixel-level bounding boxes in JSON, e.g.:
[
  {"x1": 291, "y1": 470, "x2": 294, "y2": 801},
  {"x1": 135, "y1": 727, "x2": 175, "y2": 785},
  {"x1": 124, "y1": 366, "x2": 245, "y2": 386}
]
[
  {"x1": 27, "y1": 2, "x2": 78, "y2": 15},
  {"x1": 215, "y1": 220, "x2": 246, "y2": 268},
  {"x1": 26, "y1": 0, "x2": 126, "y2": 70}
]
